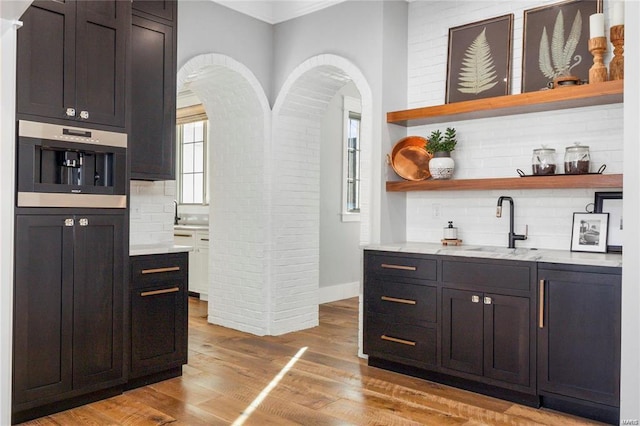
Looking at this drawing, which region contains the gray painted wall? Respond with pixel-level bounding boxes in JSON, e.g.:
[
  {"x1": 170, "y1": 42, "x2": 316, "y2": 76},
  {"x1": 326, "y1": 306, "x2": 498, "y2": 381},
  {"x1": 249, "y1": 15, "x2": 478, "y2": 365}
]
[
  {"x1": 320, "y1": 82, "x2": 361, "y2": 288},
  {"x1": 273, "y1": 0, "x2": 409, "y2": 243},
  {"x1": 177, "y1": 1, "x2": 274, "y2": 101},
  {"x1": 179, "y1": 0, "x2": 410, "y2": 244}
]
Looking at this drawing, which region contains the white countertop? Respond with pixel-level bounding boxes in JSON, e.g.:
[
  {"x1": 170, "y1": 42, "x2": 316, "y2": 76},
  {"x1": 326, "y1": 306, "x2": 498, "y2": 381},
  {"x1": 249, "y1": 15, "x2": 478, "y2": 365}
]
[
  {"x1": 365, "y1": 242, "x2": 622, "y2": 268},
  {"x1": 174, "y1": 224, "x2": 209, "y2": 231},
  {"x1": 130, "y1": 243, "x2": 193, "y2": 256}
]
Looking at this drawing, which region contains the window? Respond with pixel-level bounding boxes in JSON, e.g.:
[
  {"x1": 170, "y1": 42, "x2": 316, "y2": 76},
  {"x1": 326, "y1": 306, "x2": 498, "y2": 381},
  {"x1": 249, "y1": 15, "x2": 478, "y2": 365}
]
[
  {"x1": 176, "y1": 108, "x2": 208, "y2": 204},
  {"x1": 342, "y1": 96, "x2": 361, "y2": 221}
]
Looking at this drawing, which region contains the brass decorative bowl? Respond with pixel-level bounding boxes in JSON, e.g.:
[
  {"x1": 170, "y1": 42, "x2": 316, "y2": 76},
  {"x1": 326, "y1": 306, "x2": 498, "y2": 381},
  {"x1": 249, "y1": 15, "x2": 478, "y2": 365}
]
[{"x1": 388, "y1": 136, "x2": 432, "y2": 181}]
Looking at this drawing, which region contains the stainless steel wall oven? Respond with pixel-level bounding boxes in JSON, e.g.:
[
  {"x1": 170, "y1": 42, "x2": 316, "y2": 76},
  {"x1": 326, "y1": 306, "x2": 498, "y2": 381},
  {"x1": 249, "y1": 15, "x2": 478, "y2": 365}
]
[{"x1": 17, "y1": 120, "x2": 127, "y2": 208}]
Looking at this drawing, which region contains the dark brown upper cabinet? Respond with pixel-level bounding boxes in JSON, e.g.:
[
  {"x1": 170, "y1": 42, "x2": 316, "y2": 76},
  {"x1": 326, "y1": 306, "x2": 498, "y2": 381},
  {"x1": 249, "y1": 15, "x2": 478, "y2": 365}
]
[
  {"x1": 132, "y1": 0, "x2": 175, "y2": 23},
  {"x1": 129, "y1": 0, "x2": 177, "y2": 180},
  {"x1": 16, "y1": 0, "x2": 130, "y2": 130}
]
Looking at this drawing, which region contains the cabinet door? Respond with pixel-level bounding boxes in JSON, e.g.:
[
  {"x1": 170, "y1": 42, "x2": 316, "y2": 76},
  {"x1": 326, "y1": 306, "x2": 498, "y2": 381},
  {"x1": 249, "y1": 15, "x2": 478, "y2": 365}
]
[
  {"x1": 16, "y1": 1, "x2": 75, "y2": 121},
  {"x1": 173, "y1": 231, "x2": 197, "y2": 293},
  {"x1": 538, "y1": 268, "x2": 621, "y2": 407},
  {"x1": 130, "y1": 14, "x2": 176, "y2": 179},
  {"x1": 74, "y1": 0, "x2": 129, "y2": 128},
  {"x1": 130, "y1": 253, "x2": 188, "y2": 378},
  {"x1": 13, "y1": 215, "x2": 74, "y2": 405},
  {"x1": 72, "y1": 214, "x2": 124, "y2": 389},
  {"x1": 130, "y1": 283, "x2": 187, "y2": 377},
  {"x1": 442, "y1": 288, "x2": 483, "y2": 375},
  {"x1": 195, "y1": 246, "x2": 209, "y2": 296},
  {"x1": 132, "y1": 0, "x2": 175, "y2": 22},
  {"x1": 483, "y1": 293, "x2": 530, "y2": 386}
]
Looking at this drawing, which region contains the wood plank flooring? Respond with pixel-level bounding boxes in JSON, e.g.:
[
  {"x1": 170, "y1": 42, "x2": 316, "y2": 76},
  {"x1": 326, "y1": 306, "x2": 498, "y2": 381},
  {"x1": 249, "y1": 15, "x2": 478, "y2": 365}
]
[{"x1": 21, "y1": 297, "x2": 604, "y2": 425}]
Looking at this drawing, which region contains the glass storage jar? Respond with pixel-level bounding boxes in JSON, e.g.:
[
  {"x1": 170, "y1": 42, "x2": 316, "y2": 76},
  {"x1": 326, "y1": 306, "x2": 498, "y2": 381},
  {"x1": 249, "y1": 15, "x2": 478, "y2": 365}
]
[
  {"x1": 532, "y1": 147, "x2": 557, "y2": 175},
  {"x1": 564, "y1": 144, "x2": 590, "y2": 174}
]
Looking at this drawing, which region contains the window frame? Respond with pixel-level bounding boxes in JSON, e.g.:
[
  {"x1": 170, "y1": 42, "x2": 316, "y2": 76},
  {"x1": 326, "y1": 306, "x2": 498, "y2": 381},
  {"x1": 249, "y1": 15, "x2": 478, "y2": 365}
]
[
  {"x1": 341, "y1": 95, "x2": 362, "y2": 222},
  {"x1": 176, "y1": 105, "x2": 209, "y2": 205}
]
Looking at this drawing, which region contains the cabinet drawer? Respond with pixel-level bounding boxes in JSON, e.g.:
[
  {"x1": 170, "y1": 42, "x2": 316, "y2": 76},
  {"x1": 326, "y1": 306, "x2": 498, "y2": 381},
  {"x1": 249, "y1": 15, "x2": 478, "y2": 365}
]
[
  {"x1": 174, "y1": 230, "x2": 195, "y2": 246},
  {"x1": 442, "y1": 259, "x2": 532, "y2": 291},
  {"x1": 367, "y1": 281, "x2": 437, "y2": 323},
  {"x1": 366, "y1": 252, "x2": 437, "y2": 281},
  {"x1": 196, "y1": 231, "x2": 209, "y2": 248},
  {"x1": 130, "y1": 253, "x2": 188, "y2": 289},
  {"x1": 366, "y1": 316, "x2": 436, "y2": 367}
]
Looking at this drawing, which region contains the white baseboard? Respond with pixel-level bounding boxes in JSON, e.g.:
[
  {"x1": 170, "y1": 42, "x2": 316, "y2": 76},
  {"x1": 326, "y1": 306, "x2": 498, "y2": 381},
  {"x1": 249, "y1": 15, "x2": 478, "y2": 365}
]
[{"x1": 319, "y1": 281, "x2": 360, "y2": 304}]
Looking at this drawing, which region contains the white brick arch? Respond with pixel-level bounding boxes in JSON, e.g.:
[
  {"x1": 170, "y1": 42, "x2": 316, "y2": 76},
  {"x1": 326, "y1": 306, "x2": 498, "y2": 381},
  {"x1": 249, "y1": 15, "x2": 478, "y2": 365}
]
[
  {"x1": 176, "y1": 53, "x2": 374, "y2": 336},
  {"x1": 177, "y1": 54, "x2": 273, "y2": 335},
  {"x1": 270, "y1": 54, "x2": 374, "y2": 335}
]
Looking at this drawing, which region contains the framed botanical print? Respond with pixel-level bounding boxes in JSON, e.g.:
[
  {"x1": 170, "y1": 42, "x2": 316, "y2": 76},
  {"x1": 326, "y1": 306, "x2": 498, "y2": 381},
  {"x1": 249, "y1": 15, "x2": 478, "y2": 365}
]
[
  {"x1": 445, "y1": 14, "x2": 513, "y2": 104},
  {"x1": 522, "y1": 0, "x2": 602, "y2": 92}
]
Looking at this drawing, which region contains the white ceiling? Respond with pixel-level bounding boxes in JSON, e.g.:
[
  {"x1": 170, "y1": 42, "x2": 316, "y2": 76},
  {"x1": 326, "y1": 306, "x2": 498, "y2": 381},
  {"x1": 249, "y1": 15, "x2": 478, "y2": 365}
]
[{"x1": 213, "y1": 0, "x2": 348, "y2": 24}]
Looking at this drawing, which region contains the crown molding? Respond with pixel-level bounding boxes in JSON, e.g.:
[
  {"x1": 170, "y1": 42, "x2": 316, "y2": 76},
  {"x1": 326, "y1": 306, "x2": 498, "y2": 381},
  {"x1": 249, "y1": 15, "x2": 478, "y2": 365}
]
[{"x1": 213, "y1": 1, "x2": 347, "y2": 25}]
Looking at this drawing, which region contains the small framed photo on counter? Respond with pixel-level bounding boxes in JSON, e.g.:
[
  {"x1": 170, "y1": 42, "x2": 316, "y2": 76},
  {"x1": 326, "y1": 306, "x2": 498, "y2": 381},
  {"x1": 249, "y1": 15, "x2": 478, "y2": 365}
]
[
  {"x1": 570, "y1": 212, "x2": 609, "y2": 253},
  {"x1": 595, "y1": 191, "x2": 623, "y2": 253}
]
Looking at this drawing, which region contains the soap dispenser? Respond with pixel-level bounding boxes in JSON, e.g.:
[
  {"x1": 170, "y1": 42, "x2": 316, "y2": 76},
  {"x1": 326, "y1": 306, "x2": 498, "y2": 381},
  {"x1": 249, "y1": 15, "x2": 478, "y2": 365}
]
[{"x1": 443, "y1": 221, "x2": 458, "y2": 240}]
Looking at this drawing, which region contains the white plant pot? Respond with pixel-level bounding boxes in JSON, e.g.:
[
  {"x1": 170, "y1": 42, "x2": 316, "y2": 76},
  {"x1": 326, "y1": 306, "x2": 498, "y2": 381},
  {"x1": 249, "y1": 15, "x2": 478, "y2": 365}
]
[{"x1": 429, "y1": 152, "x2": 455, "y2": 180}]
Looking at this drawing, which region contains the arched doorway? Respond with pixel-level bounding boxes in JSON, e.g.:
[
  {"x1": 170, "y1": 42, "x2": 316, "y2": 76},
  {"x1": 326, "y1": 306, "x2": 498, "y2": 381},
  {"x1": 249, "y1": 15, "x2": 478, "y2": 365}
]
[{"x1": 177, "y1": 53, "x2": 373, "y2": 337}]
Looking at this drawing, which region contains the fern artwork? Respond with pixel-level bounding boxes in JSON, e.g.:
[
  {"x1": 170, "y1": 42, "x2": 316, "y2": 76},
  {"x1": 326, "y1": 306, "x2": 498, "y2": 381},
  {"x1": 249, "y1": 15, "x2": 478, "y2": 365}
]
[
  {"x1": 538, "y1": 10, "x2": 583, "y2": 81},
  {"x1": 457, "y1": 28, "x2": 499, "y2": 95},
  {"x1": 446, "y1": 14, "x2": 513, "y2": 103},
  {"x1": 522, "y1": 0, "x2": 601, "y2": 92}
]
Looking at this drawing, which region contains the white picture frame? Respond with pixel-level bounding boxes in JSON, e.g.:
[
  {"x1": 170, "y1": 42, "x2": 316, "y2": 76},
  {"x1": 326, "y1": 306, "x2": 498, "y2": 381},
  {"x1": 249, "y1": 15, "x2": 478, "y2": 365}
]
[{"x1": 570, "y1": 212, "x2": 609, "y2": 253}]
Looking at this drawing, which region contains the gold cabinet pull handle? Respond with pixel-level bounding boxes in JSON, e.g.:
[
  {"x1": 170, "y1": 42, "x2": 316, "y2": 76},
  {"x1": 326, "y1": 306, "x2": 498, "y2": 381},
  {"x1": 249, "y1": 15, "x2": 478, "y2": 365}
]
[
  {"x1": 141, "y1": 287, "x2": 180, "y2": 297},
  {"x1": 381, "y1": 335, "x2": 416, "y2": 346},
  {"x1": 141, "y1": 266, "x2": 181, "y2": 274},
  {"x1": 380, "y1": 263, "x2": 416, "y2": 271},
  {"x1": 381, "y1": 296, "x2": 417, "y2": 305},
  {"x1": 539, "y1": 279, "x2": 545, "y2": 329}
]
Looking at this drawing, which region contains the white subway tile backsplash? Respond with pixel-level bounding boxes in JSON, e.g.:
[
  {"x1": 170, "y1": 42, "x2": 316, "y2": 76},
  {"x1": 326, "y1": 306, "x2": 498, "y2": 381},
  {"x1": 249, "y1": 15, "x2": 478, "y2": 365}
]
[
  {"x1": 130, "y1": 180, "x2": 176, "y2": 246},
  {"x1": 407, "y1": 188, "x2": 616, "y2": 250}
]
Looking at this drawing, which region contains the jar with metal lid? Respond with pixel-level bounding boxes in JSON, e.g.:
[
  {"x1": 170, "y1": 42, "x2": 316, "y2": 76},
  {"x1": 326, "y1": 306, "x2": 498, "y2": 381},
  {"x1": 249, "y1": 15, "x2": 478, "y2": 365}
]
[
  {"x1": 564, "y1": 143, "x2": 590, "y2": 174},
  {"x1": 532, "y1": 147, "x2": 557, "y2": 175}
]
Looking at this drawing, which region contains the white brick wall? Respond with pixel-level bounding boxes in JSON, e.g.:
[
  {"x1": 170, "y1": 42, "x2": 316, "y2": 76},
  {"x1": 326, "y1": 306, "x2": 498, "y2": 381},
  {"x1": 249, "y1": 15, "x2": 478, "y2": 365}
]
[
  {"x1": 179, "y1": 55, "x2": 272, "y2": 336},
  {"x1": 175, "y1": 53, "x2": 376, "y2": 336},
  {"x1": 406, "y1": 1, "x2": 623, "y2": 250},
  {"x1": 271, "y1": 55, "x2": 373, "y2": 335}
]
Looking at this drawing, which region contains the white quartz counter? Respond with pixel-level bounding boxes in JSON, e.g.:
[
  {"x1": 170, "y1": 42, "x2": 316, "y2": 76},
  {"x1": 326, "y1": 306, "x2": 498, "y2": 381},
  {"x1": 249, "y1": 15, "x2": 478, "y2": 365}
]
[
  {"x1": 130, "y1": 243, "x2": 193, "y2": 256},
  {"x1": 174, "y1": 224, "x2": 209, "y2": 231},
  {"x1": 365, "y1": 242, "x2": 622, "y2": 268}
]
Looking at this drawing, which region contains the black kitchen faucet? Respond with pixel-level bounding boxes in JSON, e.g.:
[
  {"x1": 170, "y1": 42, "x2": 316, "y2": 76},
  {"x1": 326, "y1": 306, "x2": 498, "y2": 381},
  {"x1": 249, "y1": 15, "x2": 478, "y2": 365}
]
[{"x1": 496, "y1": 196, "x2": 528, "y2": 249}]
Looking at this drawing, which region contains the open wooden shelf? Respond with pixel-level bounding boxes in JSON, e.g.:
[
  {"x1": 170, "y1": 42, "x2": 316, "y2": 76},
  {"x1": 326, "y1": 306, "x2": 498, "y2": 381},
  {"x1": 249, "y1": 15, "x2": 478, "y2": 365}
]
[
  {"x1": 387, "y1": 80, "x2": 623, "y2": 126},
  {"x1": 386, "y1": 174, "x2": 623, "y2": 192}
]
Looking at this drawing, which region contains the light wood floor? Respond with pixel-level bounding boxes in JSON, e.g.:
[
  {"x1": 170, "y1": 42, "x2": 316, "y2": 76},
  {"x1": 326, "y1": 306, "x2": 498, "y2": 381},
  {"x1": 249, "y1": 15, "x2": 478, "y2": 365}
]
[{"x1": 21, "y1": 297, "x2": 604, "y2": 425}]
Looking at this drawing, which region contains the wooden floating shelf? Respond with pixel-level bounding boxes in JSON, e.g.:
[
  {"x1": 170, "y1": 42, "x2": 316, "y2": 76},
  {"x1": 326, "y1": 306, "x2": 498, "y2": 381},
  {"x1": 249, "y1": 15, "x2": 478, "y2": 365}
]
[
  {"x1": 386, "y1": 174, "x2": 623, "y2": 192},
  {"x1": 387, "y1": 80, "x2": 623, "y2": 126}
]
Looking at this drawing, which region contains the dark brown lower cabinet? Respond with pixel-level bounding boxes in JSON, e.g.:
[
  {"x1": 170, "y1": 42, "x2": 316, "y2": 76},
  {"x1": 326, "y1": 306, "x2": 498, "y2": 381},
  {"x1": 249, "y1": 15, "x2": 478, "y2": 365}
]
[
  {"x1": 128, "y1": 253, "x2": 188, "y2": 386},
  {"x1": 364, "y1": 250, "x2": 622, "y2": 424},
  {"x1": 13, "y1": 213, "x2": 125, "y2": 423},
  {"x1": 538, "y1": 263, "x2": 621, "y2": 424},
  {"x1": 442, "y1": 288, "x2": 530, "y2": 387}
]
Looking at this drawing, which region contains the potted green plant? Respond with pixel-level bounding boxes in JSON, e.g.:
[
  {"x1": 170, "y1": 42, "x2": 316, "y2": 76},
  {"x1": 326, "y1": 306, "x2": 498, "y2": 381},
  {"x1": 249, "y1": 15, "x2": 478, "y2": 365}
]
[{"x1": 425, "y1": 127, "x2": 457, "y2": 179}]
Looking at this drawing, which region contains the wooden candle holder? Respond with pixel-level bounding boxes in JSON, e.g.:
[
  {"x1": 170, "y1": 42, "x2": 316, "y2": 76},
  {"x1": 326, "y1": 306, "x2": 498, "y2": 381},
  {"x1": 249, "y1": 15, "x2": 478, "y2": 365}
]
[
  {"x1": 609, "y1": 25, "x2": 624, "y2": 80},
  {"x1": 588, "y1": 36, "x2": 608, "y2": 84}
]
